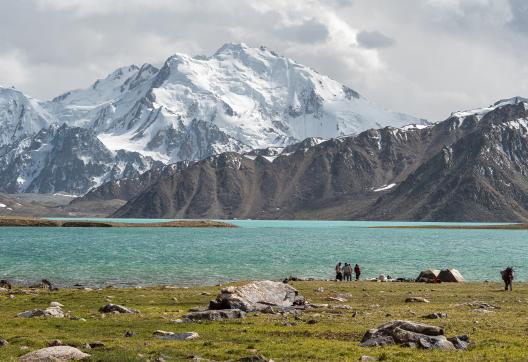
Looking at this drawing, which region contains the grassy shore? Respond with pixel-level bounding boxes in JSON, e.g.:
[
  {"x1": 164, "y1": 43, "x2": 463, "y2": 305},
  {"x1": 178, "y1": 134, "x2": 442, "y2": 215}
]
[
  {"x1": 0, "y1": 281, "x2": 527, "y2": 361},
  {"x1": 0, "y1": 216, "x2": 235, "y2": 228}
]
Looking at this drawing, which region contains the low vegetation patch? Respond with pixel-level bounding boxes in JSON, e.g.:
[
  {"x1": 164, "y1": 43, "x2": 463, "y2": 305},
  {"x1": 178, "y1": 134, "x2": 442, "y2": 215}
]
[{"x1": 0, "y1": 281, "x2": 526, "y2": 361}]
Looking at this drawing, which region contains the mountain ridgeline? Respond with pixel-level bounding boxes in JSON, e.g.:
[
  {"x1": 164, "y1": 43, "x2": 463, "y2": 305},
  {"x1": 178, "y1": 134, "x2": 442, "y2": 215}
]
[
  {"x1": 0, "y1": 43, "x2": 422, "y2": 195},
  {"x1": 83, "y1": 97, "x2": 528, "y2": 222}
]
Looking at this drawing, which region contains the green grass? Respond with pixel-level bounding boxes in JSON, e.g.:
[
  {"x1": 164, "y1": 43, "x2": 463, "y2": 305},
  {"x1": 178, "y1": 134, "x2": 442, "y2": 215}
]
[{"x1": 1, "y1": 281, "x2": 527, "y2": 361}]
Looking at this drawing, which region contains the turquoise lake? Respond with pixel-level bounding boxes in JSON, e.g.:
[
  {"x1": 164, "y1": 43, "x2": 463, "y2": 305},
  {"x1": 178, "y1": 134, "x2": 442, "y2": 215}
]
[{"x1": 0, "y1": 220, "x2": 526, "y2": 286}]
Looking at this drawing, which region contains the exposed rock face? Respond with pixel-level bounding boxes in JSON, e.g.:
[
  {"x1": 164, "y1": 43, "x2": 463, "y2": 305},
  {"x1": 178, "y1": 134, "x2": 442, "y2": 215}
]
[
  {"x1": 360, "y1": 320, "x2": 469, "y2": 350},
  {"x1": 99, "y1": 304, "x2": 138, "y2": 314},
  {"x1": 19, "y1": 346, "x2": 90, "y2": 361},
  {"x1": 113, "y1": 98, "x2": 528, "y2": 222},
  {"x1": 0, "y1": 124, "x2": 161, "y2": 194},
  {"x1": 367, "y1": 99, "x2": 528, "y2": 221},
  {"x1": 208, "y1": 280, "x2": 305, "y2": 312},
  {"x1": 114, "y1": 124, "x2": 450, "y2": 219},
  {"x1": 72, "y1": 162, "x2": 188, "y2": 203}
]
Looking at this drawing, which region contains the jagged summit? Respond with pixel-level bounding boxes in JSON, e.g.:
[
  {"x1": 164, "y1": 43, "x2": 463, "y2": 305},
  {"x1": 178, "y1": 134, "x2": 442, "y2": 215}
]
[
  {"x1": 450, "y1": 96, "x2": 528, "y2": 120},
  {"x1": 0, "y1": 43, "x2": 425, "y2": 194}
]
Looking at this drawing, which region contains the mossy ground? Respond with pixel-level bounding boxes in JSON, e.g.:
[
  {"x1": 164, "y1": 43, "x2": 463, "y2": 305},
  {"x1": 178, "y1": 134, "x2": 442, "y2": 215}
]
[{"x1": 1, "y1": 281, "x2": 527, "y2": 361}]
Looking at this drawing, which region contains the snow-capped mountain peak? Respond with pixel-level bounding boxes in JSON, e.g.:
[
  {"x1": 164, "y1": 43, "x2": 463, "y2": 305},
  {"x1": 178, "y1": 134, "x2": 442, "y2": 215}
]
[
  {"x1": 0, "y1": 86, "x2": 54, "y2": 147},
  {"x1": 451, "y1": 96, "x2": 528, "y2": 121},
  {"x1": 0, "y1": 43, "x2": 425, "y2": 194}
]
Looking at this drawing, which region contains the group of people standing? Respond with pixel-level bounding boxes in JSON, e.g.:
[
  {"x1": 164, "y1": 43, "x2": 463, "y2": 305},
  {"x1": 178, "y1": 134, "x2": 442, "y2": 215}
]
[{"x1": 335, "y1": 262, "x2": 361, "y2": 281}]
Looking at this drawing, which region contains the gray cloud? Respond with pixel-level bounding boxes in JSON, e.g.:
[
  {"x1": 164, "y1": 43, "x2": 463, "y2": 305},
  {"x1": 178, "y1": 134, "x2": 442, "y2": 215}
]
[
  {"x1": 509, "y1": 0, "x2": 528, "y2": 34},
  {"x1": 0, "y1": 0, "x2": 527, "y2": 122},
  {"x1": 356, "y1": 30, "x2": 395, "y2": 49},
  {"x1": 275, "y1": 18, "x2": 329, "y2": 44}
]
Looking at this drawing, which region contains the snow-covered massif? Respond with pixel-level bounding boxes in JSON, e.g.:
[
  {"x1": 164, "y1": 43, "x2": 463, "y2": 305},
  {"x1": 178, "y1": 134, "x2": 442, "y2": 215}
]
[
  {"x1": 450, "y1": 97, "x2": 528, "y2": 122},
  {"x1": 0, "y1": 43, "x2": 426, "y2": 194}
]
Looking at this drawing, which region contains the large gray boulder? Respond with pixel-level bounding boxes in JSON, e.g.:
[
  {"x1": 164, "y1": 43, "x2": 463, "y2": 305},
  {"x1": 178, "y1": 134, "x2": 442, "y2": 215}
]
[
  {"x1": 208, "y1": 280, "x2": 305, "y2": 312},
  {"x1": 360, "y1": 320, "x2": 469, "y2": 350},
  {"x1": 17, "y1": 306, "x2": 64, "y2": 318},
  {"x1": 19, "y1": 346, "x2": 90, "y2": 361}
]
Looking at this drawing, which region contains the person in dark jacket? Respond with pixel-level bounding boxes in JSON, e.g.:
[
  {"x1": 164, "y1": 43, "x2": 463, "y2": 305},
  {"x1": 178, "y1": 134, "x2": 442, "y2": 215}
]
[
  {"x1": 354, "y1": 264, "x2": 361, "y2": 281},
  {"x1": 501, "y1": 267, "x2": 514, "y2": 291},
  {"x1": 335, "y1": 262, "x2": 343, "y2": 281}
]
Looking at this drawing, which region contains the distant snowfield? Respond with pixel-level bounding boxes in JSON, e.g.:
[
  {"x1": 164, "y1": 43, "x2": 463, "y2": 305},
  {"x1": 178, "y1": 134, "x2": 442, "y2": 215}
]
[
  {"x1": 373, "y1": 183, "x2": 397, "y2": 192},
  {"x1": 97, "y1": 133, "x2": 171, "y2": 163}
]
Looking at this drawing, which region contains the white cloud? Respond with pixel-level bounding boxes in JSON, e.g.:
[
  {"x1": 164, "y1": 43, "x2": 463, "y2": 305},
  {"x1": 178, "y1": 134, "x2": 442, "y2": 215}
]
[
  {"x1": 0, "y1": 51, "x2": 29, "y2": 87},
  {"x1": 0, "y1": 0, "x2": 526, "y2": 121}
]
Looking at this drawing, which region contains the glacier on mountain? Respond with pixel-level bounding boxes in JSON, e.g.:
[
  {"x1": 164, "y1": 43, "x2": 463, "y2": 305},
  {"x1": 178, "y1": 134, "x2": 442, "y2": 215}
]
[{"x1": 0, "y1": 43, "x2": 426, "y2": 194}]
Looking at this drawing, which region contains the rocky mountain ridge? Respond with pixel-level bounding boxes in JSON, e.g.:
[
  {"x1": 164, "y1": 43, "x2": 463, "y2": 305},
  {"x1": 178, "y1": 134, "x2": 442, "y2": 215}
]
[{"x1": 104, "y1": 97, "x2": 528, "y2": 222}]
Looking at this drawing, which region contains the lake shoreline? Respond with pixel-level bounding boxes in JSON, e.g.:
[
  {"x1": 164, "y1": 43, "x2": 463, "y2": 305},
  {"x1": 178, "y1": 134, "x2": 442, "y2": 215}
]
[{"x1": 0, "y1": 216, "x2": 235, "y2": 228}]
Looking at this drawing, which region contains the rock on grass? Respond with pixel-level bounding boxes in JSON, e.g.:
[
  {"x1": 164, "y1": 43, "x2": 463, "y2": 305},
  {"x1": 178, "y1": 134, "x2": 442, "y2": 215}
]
[
  {"x1": 98, "y1": 304, "x2": 138, "y2": 314},
  {"x1": 153, "y1": 331, "x2": 199, "y2": 340},
  {"x1": 19, "y1": 346, "x2": 90, "y2": 361},
  {"x1": 360, "y1": 320, "x2": 470, "y2": 350}
]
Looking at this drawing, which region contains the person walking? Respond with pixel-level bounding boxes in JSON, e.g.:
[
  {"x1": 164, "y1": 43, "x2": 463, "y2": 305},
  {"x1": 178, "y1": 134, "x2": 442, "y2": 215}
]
[
  {"x1": 354, "y1": 264, "x2": 361, "y2": 281},
  {"x1": 343, "y1": 263, "x2": 352, "y2": 281},
  {"x1": 501, "y1": 267, "x2": 514, "y2": 291},
  {"x1": 335, "y1": 262, "x2": 343, "y2": 281}
]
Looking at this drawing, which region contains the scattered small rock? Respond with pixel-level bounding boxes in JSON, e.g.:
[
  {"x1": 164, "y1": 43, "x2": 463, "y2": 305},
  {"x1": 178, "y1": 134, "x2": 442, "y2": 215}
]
[
  {"x1": 98, "y1": 304, "x2": 138, "y2": 314},
  {"x1": 309, "y1": 303, "x2": 329, "y2": 309},
  {"x1": 153, "y1": 331, "x2": 199, "y2": 340},
  {"x1": 48, "y1": 339, "x2": 62, "y2": 347},
  {"x1": 472, "y1": 309, "x2": 494, "y2": 314},
  {"x1": 88, "y1": 341, "x2": 105, "y2": 348},
  {"x1": 124, "y1": 331, "x2": 135, "y2": 337},
  {"x1": 405, "y1": 297, "x2": 430, "y2": 303},
  {"x1": 184, "y1": 309, "x2": 246, "y2": 321},
  {"x1": 314, "y1": 287, "x2": 325, "y2": 293},
  {"x1": 424, "y1": 313, "x2": 448, "y2": 319},
  {"x1": 332, "y1": 305, "x2": 352, "y2": 310},
  {"x1": 461, "y1": 301, "x2": 499, "y2": 310},
  {"x1": 328, "y1": 297, "x2": 348, "y2": 303},
  {"x1": 0, "y1": 338, "x2": 8, "y2": 347},
  {"x1": 236, "y1": 355, "x2": 274, "y2": 362},
  {"x1": 49, "y1": 301, "x2": 64, "y2": 308},
  {"x1": 19, "y1": 346, "x2": 90, "y2": 361},
  {"x1": 306, "y1": 319, "x2": 318, "y2": 324},
  {"x1": 359, "y1": 356, "x2": 377, "y2": 361}
]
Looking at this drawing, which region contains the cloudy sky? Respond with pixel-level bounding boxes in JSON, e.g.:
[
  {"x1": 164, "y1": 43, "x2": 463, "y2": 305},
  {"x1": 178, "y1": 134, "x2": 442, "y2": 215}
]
[{"x1": 1, "y1": 0, "x2": 527, "y2": 121}]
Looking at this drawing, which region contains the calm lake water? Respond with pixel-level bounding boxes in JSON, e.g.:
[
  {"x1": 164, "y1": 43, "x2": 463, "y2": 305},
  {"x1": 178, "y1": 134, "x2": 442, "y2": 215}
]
[{"x1": 0, "y1": 220, "x2": 526, "y2": 286}]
